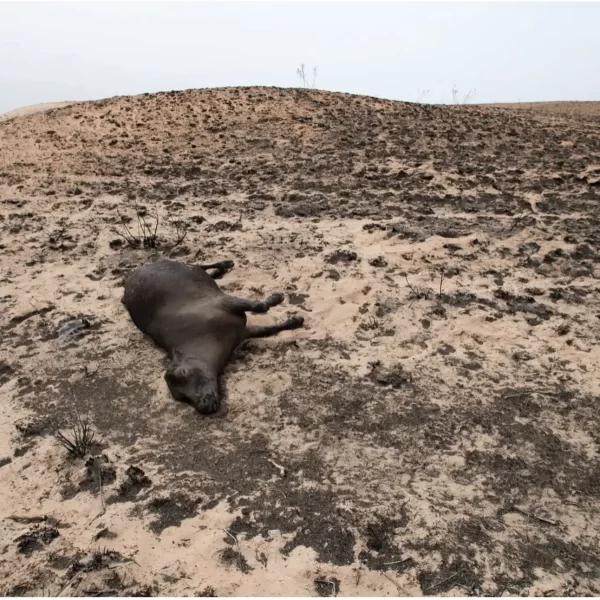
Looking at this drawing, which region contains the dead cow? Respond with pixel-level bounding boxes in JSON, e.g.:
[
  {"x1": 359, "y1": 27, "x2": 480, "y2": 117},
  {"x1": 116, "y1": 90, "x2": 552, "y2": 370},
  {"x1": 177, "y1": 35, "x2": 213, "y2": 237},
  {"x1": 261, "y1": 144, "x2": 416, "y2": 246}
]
[{"x1": 122, "y1": 259, "x2": 304, "y2": 414}]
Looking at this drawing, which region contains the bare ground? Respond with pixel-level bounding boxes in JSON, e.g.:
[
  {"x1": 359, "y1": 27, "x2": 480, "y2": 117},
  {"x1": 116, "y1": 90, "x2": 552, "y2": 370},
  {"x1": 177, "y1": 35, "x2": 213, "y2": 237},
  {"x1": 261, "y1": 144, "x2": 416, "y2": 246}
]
[
  {"x1": 0, "y1": 102, "x2": 75, "y2": 122},
  {"x1": 1, "y1": 87, "x2": 600, "y2": 596}
]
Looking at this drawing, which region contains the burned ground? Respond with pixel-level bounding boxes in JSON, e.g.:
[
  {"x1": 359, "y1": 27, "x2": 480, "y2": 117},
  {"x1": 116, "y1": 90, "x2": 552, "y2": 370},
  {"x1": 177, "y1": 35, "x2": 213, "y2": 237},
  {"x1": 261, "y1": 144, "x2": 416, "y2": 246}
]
[{"x1": 1, "y1": 89, "x2": 600, "y2": 595}]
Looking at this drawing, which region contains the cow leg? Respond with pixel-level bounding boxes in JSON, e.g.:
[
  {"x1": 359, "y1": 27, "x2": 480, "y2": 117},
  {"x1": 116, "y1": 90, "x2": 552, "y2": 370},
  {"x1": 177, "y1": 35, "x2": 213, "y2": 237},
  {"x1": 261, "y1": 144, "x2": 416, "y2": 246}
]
[
  {"x1": 196, "y1": 260, "x2": 234, "y2": 279},
  {"x1": 224, "y1": 293, "x2": 284, "y2": 314},
  {"x1": 244, "y1": 315, "x2": 304, "y2": 338}
]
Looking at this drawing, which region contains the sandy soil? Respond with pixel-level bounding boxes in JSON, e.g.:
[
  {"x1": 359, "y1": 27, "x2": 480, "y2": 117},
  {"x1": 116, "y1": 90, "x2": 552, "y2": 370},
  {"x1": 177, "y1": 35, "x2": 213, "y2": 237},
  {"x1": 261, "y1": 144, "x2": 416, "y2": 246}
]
[
  {"x1": 0, "y1": 102, "x2": 76, "y2": 123},
  {"x1": 1, "y1": 87, "x2": 600, "y2": 596},
  {"x1": 488, "y1": 101, "x2": 600, "y2": 119}
]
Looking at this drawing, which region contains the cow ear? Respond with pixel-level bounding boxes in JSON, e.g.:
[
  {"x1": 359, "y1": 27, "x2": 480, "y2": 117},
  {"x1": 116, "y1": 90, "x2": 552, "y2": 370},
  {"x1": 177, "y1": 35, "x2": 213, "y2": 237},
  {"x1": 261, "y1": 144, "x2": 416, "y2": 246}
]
[
  {"x1": 165, "y1": 364, "x2": 179, "y2": 382},
  {"x1": 166, "y1": 365, "x2": 188, "y2": 381},
  {"x1": 169, "y1": 349, "x2": 183, "y2": 362}
]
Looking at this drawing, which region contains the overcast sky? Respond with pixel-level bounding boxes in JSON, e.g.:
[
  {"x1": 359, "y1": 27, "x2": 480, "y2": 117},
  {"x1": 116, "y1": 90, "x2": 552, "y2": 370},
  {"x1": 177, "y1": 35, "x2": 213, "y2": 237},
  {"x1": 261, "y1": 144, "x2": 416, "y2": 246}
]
[{"x1": 1, "y1": 1, "x2": 599, "y2": 114}]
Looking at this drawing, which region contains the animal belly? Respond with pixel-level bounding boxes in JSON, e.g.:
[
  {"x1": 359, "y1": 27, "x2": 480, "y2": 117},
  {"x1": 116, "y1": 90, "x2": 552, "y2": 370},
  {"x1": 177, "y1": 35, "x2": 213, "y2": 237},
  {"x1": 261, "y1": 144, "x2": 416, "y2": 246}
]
[{"x1": 165, "y1": 310, "x2": 245, "y2": 372}]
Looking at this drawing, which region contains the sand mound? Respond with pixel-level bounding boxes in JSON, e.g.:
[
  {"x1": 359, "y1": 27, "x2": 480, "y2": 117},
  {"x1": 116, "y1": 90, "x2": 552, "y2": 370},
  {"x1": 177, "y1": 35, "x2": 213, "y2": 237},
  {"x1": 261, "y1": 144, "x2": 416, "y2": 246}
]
[
  {"x1": 1, "y1": 87, "x2": 600, "y2": 596},
  {"x1": 0, "y1": 101, "x2": 76, "y2": 122}
]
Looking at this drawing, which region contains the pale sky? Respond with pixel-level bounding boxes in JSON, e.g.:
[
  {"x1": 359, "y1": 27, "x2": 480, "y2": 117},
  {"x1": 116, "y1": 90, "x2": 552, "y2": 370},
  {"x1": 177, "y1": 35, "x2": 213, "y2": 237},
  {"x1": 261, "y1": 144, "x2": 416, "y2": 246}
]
[{"x1": 1, "y1": 1, "x2": 599, "y2": 113}]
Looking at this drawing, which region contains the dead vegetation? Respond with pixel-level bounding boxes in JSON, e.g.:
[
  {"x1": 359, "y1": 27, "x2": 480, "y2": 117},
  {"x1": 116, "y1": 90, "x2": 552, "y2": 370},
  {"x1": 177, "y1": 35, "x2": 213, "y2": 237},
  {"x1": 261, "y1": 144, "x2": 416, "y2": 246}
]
[
  {"x1": 54, "y1": 415, "x2": 95, "y2": 459},
  {"x1": 113, "y1": 197, "x2": 189, "y2": 254}
]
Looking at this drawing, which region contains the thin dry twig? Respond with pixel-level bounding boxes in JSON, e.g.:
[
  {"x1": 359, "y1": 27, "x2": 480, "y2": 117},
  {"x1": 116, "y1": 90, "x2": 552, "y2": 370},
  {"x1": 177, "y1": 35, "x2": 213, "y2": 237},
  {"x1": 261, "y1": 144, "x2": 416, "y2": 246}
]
[
  {"x1": 166, "y1": 217, "x2": 189, "y2": 256},
  {"x1": 134, "y1": 199, "x2": 151, "y2": 243},
  {"x1": 7, "y1": 514, "x2": 48, "y2": 524},
  {"x1": 91, "y1": 457, "x2": 106, "y2": 523},
  {"x1": 152, "y1": 203, "x2": 160, "y2": 241},
  {"x1": 222, "y1": 529, "x2": 242, "y2": 572},
  {"x1": 404, "y1": 274, "x2": 431, "y2": 307},
  {"x1": 112, "y1": 227, "x2": 136, "y2": 247},
  {"x1": 452, "y1": 85, "x2": 476, "y2": 105},
  {"x1": 423, "y1": 572, "x2": 459, "y2": 593},
  {"x1": 115, "y1": 198, "x2": 160, "y2": 249},
  {"x1": 511, "y1": 506, "x2": 557, "y2": 526},
  {"x1": 116, "y1": 206, "x2": 140, "y2": 246},
  {"x1": 223, "y1": 529, "x2": 237, "y2": 545},
  {"x1": 501, "y1": 388, "x2": 553, "y2": 402},
  {"x1": 297, "y1": 64, "x2": 318, "y2": 89},
  {"x1": 417, "y1": 88, "x2": 431, "y2": 103},
  {"x1": 56, "y1": 572, "x2": 81, "y2": 597},
  {"x1": 380, "y1": 571, "x2": 401, "y2": 592}
]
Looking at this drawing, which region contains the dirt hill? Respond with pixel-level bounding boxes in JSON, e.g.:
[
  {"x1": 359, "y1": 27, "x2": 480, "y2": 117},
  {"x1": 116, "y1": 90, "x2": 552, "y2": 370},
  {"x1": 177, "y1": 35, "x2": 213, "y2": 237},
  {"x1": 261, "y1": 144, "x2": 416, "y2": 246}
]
[{"x1": 1, "y1": 87, "x2": 600, "y2": 596}]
